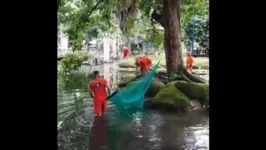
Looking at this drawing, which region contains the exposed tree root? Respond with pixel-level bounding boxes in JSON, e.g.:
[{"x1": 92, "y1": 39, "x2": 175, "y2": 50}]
[
  {"x1": 180, "y1": 71, "x2": 193, "y2": 82},
  {"x1": 182, "y1": 68, "x2": 206, "y2": 83}
]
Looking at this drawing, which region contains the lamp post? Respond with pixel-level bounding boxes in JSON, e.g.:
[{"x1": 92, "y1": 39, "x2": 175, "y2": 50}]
[{"x1": 191, "y1": 16, "x2": 196, "y2": 55}]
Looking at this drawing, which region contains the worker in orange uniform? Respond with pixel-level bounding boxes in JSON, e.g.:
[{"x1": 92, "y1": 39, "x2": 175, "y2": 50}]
[
  {"x1": 186, "y1": 52, "x2": 194, "y2": 72},
  {"x1": 122, "y1": 44, "x2": 129, "y2": 60},
  {"x1": 89, "y1": 71, "x2": 111, "y2": 116}
]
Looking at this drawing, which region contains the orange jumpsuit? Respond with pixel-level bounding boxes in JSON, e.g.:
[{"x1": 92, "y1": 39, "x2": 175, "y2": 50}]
[
  {"x1": 145, "y1": 56, "x2": 152, "y2": 68},
  {"x1": 140, "y1": 57, "x2": 150, "y2": 75},
  {"x1": 89, "y1": 78, "x2": 108, "y2": 115},
  {"x1": 123, "y1": 46, "x2": 129, "y2": 59},
  {"x1": 186, "y1": 53, "x2": 194, "y2": 72}
]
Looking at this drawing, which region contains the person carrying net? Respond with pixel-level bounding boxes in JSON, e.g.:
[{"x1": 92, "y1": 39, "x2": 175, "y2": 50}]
[
  {"x1": 109, "y1": 61, "x2": 161, "y2": 117},
  {"x1": 139, "y1": 53, "x2": 152, "y2": 76}
]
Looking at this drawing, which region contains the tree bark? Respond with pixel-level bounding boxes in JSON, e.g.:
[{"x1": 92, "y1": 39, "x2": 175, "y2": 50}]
[{"x1": 162, "y1": 0, "x2": 183, "y2": 75}]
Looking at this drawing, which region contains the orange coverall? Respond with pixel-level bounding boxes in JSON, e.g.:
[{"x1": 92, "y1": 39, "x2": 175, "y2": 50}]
[{"x1": 186, "y1": 53, "x2": 194, "y2": 72}]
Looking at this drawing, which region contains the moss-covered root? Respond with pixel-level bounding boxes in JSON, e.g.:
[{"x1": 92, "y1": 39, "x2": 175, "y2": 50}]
[
  {"x1": 183, "y1": 69, "x2": 206, "y2": 83},
  {"x1": 145, "y1": 80, "x2": 165, "y2": 97},
  {"x1": 153, "y1": 83, "x2": 191, "y2": 109},
  {"x1": 174, "y1": 81, "x2": 209, "y2": 107}
]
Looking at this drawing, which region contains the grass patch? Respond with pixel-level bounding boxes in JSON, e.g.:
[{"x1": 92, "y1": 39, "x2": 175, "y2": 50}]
[{"x1": 124, "y1": 55, "x2": 209, "y2": 67}]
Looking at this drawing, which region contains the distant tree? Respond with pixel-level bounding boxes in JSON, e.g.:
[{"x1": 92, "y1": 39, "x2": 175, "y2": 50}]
[{"x1": 183, "y1": 16, "x2": 209, "y2": 53}]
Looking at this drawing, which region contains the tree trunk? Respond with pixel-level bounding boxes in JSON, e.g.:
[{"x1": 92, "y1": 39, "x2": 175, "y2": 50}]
[{"x1": 162, "y1": 0, "x2": 183, "y2": 76}]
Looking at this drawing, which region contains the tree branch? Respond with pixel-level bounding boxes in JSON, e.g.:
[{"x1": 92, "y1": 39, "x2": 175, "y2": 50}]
[
  {"x1": 87, "y1": 0, "x2": 105, "y2": 18},
  {"x1": 79, "y1": 0, "x2": 106, "y2": 22}
]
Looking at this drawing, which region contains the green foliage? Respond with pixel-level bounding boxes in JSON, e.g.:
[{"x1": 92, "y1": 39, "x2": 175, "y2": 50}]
[
  {"x1": 59, "y1": 73, "x2": 94, "y2": 90},
  {"x1": 124, "y1": 14, "x2": 164, "y2": 50},
  {"x1": 58, "y1": 53, "x2": 89, "y2": 88},
  {"x1": 115, "y1": 0, "x2": 140, "y2": 35},
  {"x1": 198, "y1": 19, "x2": 209, "y2": 51},
  {"x1": 183, "y1": 16, "x2": 209, "y2": 50},
  {"x1": 144, "y1": 27, "x2": 164, "y2": 49},
  {"x1": 138, "y1": 0, "x2": 208, "y2": 27},
  {"x1": 58, "y1": 0, "x2": 116, "y2": 47},
  {"x1": 181, "y1": 0, "x2": 209, "y2": 24},
  {"x1": 67, "y1": 27, "x2": 83, "y2": 51},
  {"x1": 87, "y1": 27, "x2": 99, "y2": 39}
]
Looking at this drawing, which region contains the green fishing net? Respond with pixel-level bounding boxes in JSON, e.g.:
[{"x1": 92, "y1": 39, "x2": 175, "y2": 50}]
[{"x1": 109, "y1": 61, "x2": 160, "y2": 117}]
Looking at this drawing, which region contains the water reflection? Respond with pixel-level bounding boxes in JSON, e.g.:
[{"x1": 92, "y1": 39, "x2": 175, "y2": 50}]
[
  {"x1": 89, "y1": 116, "x2": 108, "y2": 150},
  {"x1": 58, "y1": 63, "x2": 209, "y2": 150},
  {"x1": 103, "y1": 63, "x2": 110, "y2": 82}
]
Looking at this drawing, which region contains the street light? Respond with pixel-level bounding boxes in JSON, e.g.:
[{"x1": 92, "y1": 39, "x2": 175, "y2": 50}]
[{"x1": 191, "y1": 16, "x2": 197, "y2": 55}]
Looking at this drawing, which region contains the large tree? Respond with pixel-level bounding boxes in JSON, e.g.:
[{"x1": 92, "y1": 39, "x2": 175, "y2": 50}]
[{"x1": 142, "y1": 0, "x2": 208, "y2": 82}]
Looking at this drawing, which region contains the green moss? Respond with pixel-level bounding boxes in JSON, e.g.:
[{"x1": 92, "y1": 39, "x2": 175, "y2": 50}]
[
  {"x1": 153, "y1": 84, "x2": 190, "y2": 108},
  {"x1": 174, "y1": 81, "x2": 209, "y2": 106},
  {"x1": 145, "y1": 80, "x2": 165, "y2": 97}
]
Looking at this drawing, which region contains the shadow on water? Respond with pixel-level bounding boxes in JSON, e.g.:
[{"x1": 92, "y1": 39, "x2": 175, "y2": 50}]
[{"x1": 58, "y1": 62, "x2": 209, "y2": 150}]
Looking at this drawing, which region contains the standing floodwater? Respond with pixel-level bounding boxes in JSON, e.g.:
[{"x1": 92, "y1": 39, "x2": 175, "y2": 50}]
[{"x1": 58, "y1": 63, "x2": 209, "y2": 150}]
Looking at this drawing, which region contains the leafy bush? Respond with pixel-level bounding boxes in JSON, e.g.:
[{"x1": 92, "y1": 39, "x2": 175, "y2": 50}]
[{"x1": 58, "y1": 52, "x2": 89, "y2": 88}]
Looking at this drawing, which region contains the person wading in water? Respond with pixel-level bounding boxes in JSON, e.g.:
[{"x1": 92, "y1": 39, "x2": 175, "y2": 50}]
[{"x1": 89, "y1": 71, "x2": 111, "y2": 116}]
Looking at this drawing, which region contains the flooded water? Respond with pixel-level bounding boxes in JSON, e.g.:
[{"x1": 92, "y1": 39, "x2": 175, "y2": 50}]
[{"x1": 58, "y1": 62, "x2": 209, "y2": 150}]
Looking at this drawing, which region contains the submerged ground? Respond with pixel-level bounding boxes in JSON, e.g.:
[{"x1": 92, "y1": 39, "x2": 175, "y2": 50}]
[{"x1": 58, "y1": 58, "x2": 209, "y2": 150}]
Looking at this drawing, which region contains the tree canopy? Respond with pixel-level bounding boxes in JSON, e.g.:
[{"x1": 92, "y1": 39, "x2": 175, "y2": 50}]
[{"x1": 58, "y1": 0, "x2": 208, "y2": 49}]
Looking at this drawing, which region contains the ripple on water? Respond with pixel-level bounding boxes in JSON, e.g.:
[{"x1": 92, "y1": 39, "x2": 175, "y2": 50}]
[
  {"x1": 183, "y1": 121, "x2": 209, "y2": 150},
  {"x1": 58, "y1": 104, "x2": 209, "y2": 150}
]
